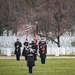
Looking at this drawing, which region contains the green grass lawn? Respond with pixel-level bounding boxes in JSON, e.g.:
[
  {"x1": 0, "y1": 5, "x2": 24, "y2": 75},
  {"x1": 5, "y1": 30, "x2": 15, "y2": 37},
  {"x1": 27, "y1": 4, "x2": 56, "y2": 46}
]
[{"x1": 0, "y1": 59, "x2": 75, "y2": 75}]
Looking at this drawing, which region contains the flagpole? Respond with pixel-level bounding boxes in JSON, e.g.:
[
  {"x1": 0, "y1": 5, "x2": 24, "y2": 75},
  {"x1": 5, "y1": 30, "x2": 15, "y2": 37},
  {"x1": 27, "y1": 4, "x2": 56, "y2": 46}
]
[
  {"x1": 25, "y1": 25, "x2": 29, "y2": 42},
  {"x1": 34, "y1": 21, "x2": 38, "y2": 48}
]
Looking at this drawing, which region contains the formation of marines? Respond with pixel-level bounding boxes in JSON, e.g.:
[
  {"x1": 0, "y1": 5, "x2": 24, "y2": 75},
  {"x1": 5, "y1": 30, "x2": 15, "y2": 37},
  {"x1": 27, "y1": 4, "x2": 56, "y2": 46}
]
[{"x1": 14, "y1": 38, "x2": 47, "y2": 74}]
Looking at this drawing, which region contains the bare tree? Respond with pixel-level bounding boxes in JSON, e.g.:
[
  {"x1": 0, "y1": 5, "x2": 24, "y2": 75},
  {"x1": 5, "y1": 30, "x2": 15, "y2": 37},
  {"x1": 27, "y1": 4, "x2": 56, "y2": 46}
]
[
  {"x1": 0, "y1": 0, "x2": 33, "y2": 35},
  {"x1": 31, "y1": 0, "x2": 74, "y2": 47}
]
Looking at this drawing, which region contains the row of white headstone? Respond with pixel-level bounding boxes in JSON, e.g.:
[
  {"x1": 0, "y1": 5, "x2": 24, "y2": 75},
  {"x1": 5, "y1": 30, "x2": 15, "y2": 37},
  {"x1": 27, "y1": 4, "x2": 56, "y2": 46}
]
[
  {"x1": 0, "y1": 47, "x2": 75, "y2": 56},
  {"x1": 0, "y1": 48, "x2": 12, "y2": 56},
  {"x1": 47, "y1": 47, "x2": 75, "y2": 56}
]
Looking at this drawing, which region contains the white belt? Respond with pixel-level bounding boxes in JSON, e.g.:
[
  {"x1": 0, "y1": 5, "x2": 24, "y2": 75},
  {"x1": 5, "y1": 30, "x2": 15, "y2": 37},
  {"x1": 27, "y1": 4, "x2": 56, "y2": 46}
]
[{"x1": 27, "y1": 54, "x2": 33, "y2": 56}]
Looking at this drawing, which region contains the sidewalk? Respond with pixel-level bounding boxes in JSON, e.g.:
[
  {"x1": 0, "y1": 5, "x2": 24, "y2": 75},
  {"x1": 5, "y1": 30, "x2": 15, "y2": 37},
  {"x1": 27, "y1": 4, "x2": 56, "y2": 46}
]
[
  {"x1": 0, "y1": 56, "x2": 24, "y2": 59},
  {"x1": 0, "y1": 56, "x2": 75, "y2": 59}
]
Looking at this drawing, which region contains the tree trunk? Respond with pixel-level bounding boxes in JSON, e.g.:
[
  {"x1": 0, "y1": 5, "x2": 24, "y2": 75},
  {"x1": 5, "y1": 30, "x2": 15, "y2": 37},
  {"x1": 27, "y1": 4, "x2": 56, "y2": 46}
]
[
  {"x1": 0, "y1": 30, "x2": 3, "y2": 36},
  {"x1": 7, "y1": 30, "x2": 9, "y2": 36},
  {"x1": 57, "y1": 36, "x2": 60, "y2": 47}
]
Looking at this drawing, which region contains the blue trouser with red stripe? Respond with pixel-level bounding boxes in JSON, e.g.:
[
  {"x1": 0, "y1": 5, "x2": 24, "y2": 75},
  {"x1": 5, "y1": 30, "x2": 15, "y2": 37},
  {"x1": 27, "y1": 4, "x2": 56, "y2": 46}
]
[
  {"x1": 41, "y1": 58, "x2": 45, "y2": 64},
  {"x1": 28, "y1": 66, "x2": 32, "y2": 73},
  {"x1": 16, "y1": 55, "x2": 20, "y2": 61}
]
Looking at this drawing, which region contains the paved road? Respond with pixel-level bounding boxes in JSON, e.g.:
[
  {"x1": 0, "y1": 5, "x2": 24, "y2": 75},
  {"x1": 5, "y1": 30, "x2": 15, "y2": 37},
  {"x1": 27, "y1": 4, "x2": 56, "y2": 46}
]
[{"x1": 0, "y1": 56, "x2": 75, "y2": 59}]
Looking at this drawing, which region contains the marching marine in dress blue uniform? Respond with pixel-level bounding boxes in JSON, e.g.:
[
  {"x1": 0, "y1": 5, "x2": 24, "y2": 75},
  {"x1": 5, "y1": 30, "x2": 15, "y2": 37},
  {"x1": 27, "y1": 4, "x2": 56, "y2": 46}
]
[
  {"x1": 22, "y1": 42, "x2": 29, "y2": 60},
  {"x1": 39, "y1": 40, "x2": 47, "y2": 64},
  {"x1": 31, "y1": 40, "x2": 37, "y2": 61},
  {"x1": 26, "y1": 45, "x2": 35, "y2": 74},
  {"x1": 14, "y1": 39, "x2": 22, "y2": 61}
]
